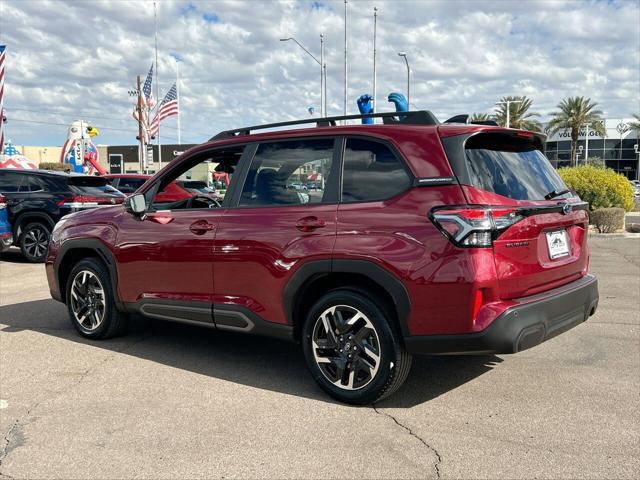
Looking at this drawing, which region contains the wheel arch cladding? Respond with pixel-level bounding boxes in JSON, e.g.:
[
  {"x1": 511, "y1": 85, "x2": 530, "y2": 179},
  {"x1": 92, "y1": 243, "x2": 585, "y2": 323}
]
[
  {"x1": 16, "y1": 212, "x2": 55, "y2": 232},
  {"x1": 55, "y1": 239, "x2": 122, "y2": 308},
  {"x1": 284, "y1": 259, "x2": 412, "y2": 340}
]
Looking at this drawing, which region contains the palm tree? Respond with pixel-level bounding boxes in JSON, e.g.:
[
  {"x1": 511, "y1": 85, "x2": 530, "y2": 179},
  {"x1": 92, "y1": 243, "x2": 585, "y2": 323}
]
[
  {"x1": 469, "y1": 113, "x2": 493, "y2": 122},
  {"x1": 629, "y1": 114, "x2": 640, "y2": 131},
  {"x1": 546, "y1": 97, "x2": 607, "y2": 167},
  {"x1": 494, "y1": 96, "x2": 542, "y2": 132}
]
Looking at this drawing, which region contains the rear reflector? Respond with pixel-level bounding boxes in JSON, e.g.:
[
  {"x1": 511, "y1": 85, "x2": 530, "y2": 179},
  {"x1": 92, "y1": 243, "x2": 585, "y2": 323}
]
[{"x1": 430, "y1": 206, "x2": 523, "y2": 247}]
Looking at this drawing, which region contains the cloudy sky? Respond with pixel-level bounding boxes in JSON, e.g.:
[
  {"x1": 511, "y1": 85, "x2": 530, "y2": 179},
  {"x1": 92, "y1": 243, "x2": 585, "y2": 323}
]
[{"x1": 0, "y1": 0, "x2": 638, "y2": 147}]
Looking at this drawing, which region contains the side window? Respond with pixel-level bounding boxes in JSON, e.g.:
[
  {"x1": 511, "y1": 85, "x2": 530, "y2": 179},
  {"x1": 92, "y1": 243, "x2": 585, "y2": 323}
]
[
  {"x1": 27, "y1": 176, "x2": 46, "y2": 192},
  {"x1": 239, "y1": 139, "x2": 335, "y2": 207},
  {"x1": 150, "y1": 145, "x2": 244, "y2": 210},
  {"x1": 341, "y1": 138, "x2": 411, "y2": 202},
  {"x1": 0, "y1": 172, "x2": 25, "y2": 193}
]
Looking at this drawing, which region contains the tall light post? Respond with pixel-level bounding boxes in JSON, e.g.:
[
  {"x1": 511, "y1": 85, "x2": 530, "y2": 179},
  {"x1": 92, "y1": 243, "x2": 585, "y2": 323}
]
[
  {"x1": 398, "y1": 52, "x2": 410, "y2": 107},
  {"x1": 344, "y1": 0, "x2": 348, "y2": 118},
  {"x1": 373, "y1": 7, "x2": 378, "y2": 113},
  {"x1": 495, "y1": 99, "x2": 522, "y2": 128},
  {"x1": 281, "y1": 37, "x2": 325, "y2": 117}
]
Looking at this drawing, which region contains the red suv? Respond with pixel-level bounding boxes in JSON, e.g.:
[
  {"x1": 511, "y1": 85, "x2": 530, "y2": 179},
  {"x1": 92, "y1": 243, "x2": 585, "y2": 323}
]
[{"x1": 46, "y1": 111, "x2": 598, "y2": 404}]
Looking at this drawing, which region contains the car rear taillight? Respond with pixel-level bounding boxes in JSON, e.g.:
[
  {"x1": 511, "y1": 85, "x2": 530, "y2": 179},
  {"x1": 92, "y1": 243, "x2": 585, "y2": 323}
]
[
  {"x1": 430, "y1": 206, "x2": 523, "y2": 247},
  {"x1": 0, "y1": 194, "x2": 6, "y2": 209},
  {"x1": 57, "y1": 195, "x2": 123, "y2": 208}
]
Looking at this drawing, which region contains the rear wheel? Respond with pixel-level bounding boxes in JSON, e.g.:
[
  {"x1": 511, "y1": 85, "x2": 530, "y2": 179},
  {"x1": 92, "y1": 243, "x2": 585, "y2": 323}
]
[
  {"x1": 66, "y1": 258, "x2": 127, "y2": 339},
  {"x1": 302, "y1": 289, "x2": 412, "y2": 405},
  {"x1": 19, "y1": 221, "x2": 50, "y2": 262}
]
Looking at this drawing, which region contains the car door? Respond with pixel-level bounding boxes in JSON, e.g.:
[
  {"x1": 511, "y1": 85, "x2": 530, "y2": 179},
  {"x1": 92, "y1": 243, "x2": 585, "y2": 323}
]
[
  {"x1": 213, "y1": 138, "x2": 340, "y2": 330},
  {"x1": 113, "y1": 148, "x2": 242, "y2": 324}
]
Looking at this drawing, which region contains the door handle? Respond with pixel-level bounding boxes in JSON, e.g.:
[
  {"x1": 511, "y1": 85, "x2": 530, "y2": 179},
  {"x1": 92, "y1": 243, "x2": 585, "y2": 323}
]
[
  {"x1": 189, "y1": 220, "x2": 215, "y2": 235},
  {"x1": 296, "y1": 216, "x2": 326, "y2": 232}
]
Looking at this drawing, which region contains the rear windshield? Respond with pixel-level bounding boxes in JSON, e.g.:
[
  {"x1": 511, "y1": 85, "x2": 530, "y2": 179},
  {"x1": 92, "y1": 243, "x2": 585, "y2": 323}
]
[
  {"x1": 67, "y1": 176, "x2": 122, "y2": 196},
  {"x1": 465, "y1": 133, "x2": 569, "y2": 201}
]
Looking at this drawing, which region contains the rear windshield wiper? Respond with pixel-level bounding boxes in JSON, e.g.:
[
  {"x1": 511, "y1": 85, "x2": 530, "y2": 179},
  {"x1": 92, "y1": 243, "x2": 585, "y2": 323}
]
[{"x1": 544, "y1": 188, "x2": 571, "y2": 200}]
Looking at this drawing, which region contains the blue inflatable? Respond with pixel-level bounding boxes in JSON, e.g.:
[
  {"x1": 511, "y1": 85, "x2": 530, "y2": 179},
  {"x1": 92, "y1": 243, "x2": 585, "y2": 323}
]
[{"x1": 357, "y1": 94, "x2": 374, "y2": 124}]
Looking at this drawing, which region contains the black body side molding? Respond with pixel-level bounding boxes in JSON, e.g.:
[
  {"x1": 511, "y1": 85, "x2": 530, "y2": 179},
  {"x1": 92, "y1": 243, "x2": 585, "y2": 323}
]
[{"x1": 283, "y1": 259, "x2": 412, "y2": 336}]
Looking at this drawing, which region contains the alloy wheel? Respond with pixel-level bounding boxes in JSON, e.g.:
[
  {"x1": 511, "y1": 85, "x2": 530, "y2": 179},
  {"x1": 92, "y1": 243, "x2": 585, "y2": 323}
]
[
  {"x1": 23, "y1": 225, "x2": 48, "y2": 259},
  {"x1": 70, "y1": 270, "x2": 106, "y2": 331},
  {"x1": 311, "y1": 305, "x2": 382, "y2": 390}
]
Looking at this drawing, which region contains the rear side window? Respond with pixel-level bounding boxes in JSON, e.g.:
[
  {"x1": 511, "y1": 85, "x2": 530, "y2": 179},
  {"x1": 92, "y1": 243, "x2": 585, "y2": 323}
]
[
  {"x1": 117, "y1": 178, "x2": 146, "y2": 194},
  {"x1": 341, "y1": 138, "x2": 411, "y2": 202},
  {"x1": 465, "y1": 133, "x2": 569, "y2": 201},
  {"x1": 240, "y1": 139, "x2": 336, "y2": 206},
  {"x1": 67, "y1": 176, "x2": 120, "y2": 196}
]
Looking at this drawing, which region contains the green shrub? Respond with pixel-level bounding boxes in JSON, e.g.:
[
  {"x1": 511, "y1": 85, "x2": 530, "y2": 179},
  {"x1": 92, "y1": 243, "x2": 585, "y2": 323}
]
[
  {"x1": 39, "y1": 162, "x2": 70, "y2": 172},
  {"x1": 584, "y1": 156, "x2": 605, "y2": 168},
  {"x1": 558, "y1": 165, "x2": 634, "y2": 212},
  {"x1": 590, "y1": 208, "x2": 625, "y2": 233}
]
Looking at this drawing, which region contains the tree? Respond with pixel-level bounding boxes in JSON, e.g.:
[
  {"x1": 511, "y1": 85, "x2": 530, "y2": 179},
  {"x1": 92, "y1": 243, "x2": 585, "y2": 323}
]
[
  {"x1": 546, "y1": 96, "x2": 607, "y2": 167},
  {"x1": 493, "y1": 96, "x2": 542, "y2": 132},
  {"x1": 469, "y1": 113, "x2": 493, "y2": 122},
  {"x1": 629, "y1": 114, "x2": 640, "y2": 131}
]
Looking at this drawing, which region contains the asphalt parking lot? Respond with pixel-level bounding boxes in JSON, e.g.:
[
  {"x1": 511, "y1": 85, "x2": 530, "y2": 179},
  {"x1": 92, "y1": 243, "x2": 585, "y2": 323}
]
[{"x1": 1, "y1": 237, "x2": 638, "y2": 479}]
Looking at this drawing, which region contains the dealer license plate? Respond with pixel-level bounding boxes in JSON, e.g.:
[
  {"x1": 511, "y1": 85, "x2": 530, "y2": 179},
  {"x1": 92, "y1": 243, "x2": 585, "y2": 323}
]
[{"x1": 546, "y1": 229, "x2": 570, "y2": 259}]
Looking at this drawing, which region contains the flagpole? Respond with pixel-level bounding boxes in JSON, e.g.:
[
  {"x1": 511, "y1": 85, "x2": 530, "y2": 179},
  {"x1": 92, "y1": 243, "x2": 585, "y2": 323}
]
[
  {"x1": 154, "y1": 1, "x2": 162, "y2": 170},
  {"x1": 176, "y1": 59, "x2": 181, "y2": 145}
]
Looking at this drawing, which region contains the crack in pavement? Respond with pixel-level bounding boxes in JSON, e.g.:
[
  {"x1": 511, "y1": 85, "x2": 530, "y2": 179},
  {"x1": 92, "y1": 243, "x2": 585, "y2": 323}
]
[
  {"x1": 372, "y1": 404, "x2": 442, "y2": 479},
  {"x1": 0, "y1": 332, "x2": 154, "y2": 476}
]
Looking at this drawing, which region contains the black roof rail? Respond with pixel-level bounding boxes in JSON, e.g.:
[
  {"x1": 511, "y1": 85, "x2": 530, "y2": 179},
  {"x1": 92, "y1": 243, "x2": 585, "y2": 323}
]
[
  {"x1": 443, "y1": 114, "x2": 499, "y2": 127},
  {"x1": 210, "y1": 110, "x2": 440, "y2": 141}
]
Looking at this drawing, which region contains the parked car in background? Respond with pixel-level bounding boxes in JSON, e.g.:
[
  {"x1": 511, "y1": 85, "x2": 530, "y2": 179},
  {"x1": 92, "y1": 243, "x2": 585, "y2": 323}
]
[
  {"x1": 46, "y1": 111, "x2": 598, "y2": 404},
  {"x1": 629, "y1": 180, "x2": 640, "y2": 197},
  {"x1": 175, "y1": 180, "x2": 222, "y2": 202},
  {"x1": 0, "y1": 169, "x2": 125, "y2": 262},
  {"x1": 104, "y1": 174, "x2": 219, "y2": 204},
  {"x1": 0, "y1": 194, "x2": 13, "y2": 253}
]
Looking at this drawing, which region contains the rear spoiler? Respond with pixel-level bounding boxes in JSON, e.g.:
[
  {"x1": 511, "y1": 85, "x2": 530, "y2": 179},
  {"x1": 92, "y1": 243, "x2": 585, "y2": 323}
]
[{"x1": 444, "y1": 114, "x2": 500, "y2": 127}]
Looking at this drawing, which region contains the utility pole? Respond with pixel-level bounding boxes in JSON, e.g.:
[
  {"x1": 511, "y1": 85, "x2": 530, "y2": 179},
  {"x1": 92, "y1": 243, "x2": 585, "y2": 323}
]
[
  {"x1": 373, "y1": 7, "x2": 377, "y2": 114},
  {"x1": 154, "y1": 1, "x2": 161, "y2": 170},
  {"x1": 135, "y1": 75, "x2": 145, "y2": 173}
]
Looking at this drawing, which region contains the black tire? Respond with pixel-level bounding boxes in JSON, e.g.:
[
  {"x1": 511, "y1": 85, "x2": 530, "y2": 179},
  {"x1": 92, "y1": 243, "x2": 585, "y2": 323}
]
[
  {"x1": 302, "y1": 289, "x2": 412, "y2": 405},
  {"x1": 19, "y1": 221, "x2": 50, "y2": 263},
  {"x1": 65, "y1": 258, "x2": 128, "y2": 339}
]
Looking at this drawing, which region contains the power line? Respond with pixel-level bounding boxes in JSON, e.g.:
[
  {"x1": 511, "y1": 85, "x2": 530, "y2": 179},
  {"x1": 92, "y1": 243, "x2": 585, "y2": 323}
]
[{"x1": 5, "y1": 105, "x2": 212, "y2": 137}]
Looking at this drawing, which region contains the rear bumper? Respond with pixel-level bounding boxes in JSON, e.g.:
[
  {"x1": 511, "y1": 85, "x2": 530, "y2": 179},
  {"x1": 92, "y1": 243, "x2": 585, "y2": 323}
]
[{"x1": 405, "y1": 274, "x2": 599, "y2": 355}]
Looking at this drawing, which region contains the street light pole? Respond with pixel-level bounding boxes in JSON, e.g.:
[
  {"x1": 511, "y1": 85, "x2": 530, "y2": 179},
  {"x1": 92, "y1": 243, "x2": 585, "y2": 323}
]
[
  {"x1": 398, "y1": 52, "x2": 409, "y2": 107},
  {"x1": 495, "y1": 99, "x2": 523, "y2": 128},
  {"x1": 373, "y1": 7, "x2": 377, "y2": 113},
  {"x1": 344, "y1": 0, "x2": 348, "y2": 118},
  {"x1": 320, "y1": 33, "x2": 325, "y2": 118},
  {"x1": 280, "y1": 37, "x2": 324, "y2": 117}
]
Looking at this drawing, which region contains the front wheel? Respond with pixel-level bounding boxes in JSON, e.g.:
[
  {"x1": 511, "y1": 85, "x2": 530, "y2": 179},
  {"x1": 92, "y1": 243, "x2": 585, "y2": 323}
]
[
  {"x1": 66, "y1": 258, "x2": 128, "y2": 339},
  {"x1": 302, "y1": 290, "x2": 412, "y2": 405}
]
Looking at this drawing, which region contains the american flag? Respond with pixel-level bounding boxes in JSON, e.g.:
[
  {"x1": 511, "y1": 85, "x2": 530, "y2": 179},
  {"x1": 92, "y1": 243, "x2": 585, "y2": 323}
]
[
  {"x1": 132, "y1": 64, "x2": 154, "y2": 143},
  {"x1": 150, "y1": 82, "x2": 179, "y2": 136},
  {"x1": 0, "y1": 45, "x2": 6, "y2": 153}
]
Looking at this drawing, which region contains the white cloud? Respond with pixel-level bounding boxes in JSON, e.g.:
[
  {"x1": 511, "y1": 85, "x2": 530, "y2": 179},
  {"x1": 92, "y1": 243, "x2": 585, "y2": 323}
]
[{"x1": 0, "y1": 0, "x2": 638, "y2": 147}]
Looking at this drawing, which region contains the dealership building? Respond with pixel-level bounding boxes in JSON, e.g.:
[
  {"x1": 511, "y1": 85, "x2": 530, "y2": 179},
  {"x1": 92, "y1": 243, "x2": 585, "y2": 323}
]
[{"x1": 544, "y1": 117, "x2": 639, "y2": 180}]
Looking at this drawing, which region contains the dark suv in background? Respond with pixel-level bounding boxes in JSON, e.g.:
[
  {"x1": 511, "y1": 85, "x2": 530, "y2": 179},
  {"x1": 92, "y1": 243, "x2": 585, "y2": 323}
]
[
  {"x1": 0, "y1": 169, "x2": 125, "y2": 262},
  {"x1": 45, "y1": 111, "x2": 599, "y2": 404}
]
